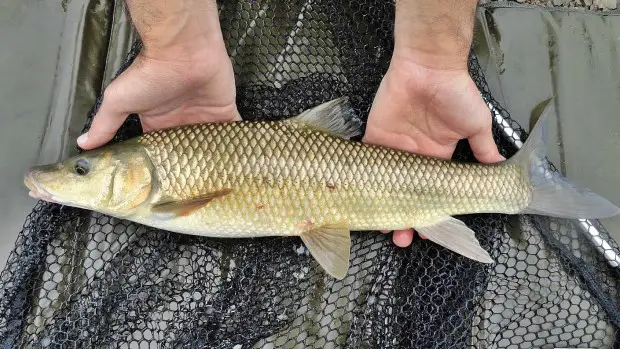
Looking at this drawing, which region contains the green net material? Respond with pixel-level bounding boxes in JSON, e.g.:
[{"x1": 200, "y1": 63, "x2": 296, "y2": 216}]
[{"x1": 1, "y1": 1, "x2": 619, "y2": 348}]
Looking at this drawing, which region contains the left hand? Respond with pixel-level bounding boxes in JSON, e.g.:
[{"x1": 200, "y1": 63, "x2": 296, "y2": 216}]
[{"x1": 363, "y1": 55, "x2": 505, "y2": 248}]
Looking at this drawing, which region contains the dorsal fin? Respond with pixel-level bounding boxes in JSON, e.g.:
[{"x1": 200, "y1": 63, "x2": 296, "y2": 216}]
[{"x1": 289, "y1": 97, "x2": 363, "y2": 139}]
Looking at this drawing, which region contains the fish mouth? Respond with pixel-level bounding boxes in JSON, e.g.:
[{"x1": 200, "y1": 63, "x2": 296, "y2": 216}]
[{"x1": 24, "y1": 169, "x2": 57, "y2": 203}]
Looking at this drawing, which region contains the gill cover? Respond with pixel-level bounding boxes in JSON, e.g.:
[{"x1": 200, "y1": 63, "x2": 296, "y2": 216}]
[{"x1": 25, "y1": 142, "x2": 154, "y2": 214}]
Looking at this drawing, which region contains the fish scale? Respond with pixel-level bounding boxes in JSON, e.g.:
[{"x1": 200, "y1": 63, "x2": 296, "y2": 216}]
[{"x1": 135, "y1": 119, "x2": 530, "y2": 238}]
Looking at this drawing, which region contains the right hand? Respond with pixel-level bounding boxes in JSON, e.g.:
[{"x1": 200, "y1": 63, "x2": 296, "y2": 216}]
[
  {"x1": 364, "y1": 54, "x2": 504, "y2": 248},
  {"x1": 78, "y1": 42, "x2": 239, "y2": 150}
]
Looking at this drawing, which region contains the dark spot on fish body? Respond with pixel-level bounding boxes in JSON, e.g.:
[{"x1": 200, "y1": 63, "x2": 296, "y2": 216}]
[
  {"x1": 326, "y1": 183, "x2": 336, "y2": 191},
  {"x1": 256, "y1": 204, "x2": 265, "y2": 210}
]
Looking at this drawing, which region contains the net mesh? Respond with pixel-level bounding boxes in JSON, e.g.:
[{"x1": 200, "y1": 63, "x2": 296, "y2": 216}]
[{"x1": 2, "y1": 1, "x2": 620, "y2": 348}]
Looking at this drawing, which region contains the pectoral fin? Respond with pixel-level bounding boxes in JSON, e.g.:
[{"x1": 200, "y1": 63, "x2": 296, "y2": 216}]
[
  {"x1": 151, "y1": 189, "x2": 232, "y2": 219},
  {"x1": 300, "y1": 223, "x2": 351, "y2": 280},
  {"x1": 416, "y1": 216, "x2": 494, "y2": 264}
]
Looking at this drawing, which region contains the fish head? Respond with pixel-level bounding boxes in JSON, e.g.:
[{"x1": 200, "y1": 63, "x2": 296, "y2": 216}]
[{"x1": 24, "y1": 143, "x2": 153, "y2": 215}]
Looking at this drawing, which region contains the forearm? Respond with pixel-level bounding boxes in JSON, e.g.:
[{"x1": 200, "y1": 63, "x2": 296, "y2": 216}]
[
  {"x1": 125, "y1": 0, "x2": 224, "y2": 56},
  {"x1": 393, "y1": 0, "x2": 478, "y2": 70}
]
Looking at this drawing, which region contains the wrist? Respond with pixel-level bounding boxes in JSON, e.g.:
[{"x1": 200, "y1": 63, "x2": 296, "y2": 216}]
[
  {"x1": 392, "y1": 45, "x2": 470, "y2": 71},
  {"x1": 393, "y1": 0, "x2": 477, "y2": 70},
  {"x1": 382, "y1": 55, "x2": 473, "y2": 104},
  {"x1": 127, "y1": 0, "x2": 225, "y2": 59}
]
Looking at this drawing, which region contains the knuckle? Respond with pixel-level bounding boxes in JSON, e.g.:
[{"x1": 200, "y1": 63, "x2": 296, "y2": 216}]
[{"x1": 101, "y1": 85, "x2": 121, "y2": 105}]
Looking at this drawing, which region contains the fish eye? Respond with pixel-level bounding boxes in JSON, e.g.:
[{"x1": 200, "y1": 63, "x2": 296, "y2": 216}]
[{"x1": 74, "y1": 158, "x2": 90, "y2": 176}]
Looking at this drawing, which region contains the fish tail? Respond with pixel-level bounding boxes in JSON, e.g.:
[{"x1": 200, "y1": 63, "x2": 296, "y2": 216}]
[{"x1": 507, "y1": 99, "x2": 620, "y2": 219}]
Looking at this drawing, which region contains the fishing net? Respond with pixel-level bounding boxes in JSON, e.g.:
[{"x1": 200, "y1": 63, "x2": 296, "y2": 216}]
[{"x1": 1, "y1": 1, "x2": 620, "y2": 348}]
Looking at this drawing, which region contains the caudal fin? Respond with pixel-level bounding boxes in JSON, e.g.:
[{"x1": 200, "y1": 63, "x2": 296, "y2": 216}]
[{"x1": 507, "y1": 100, "x2": 620, "y2": 219}]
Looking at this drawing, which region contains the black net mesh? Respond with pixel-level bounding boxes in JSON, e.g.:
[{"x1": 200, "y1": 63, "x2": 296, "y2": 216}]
[{"x1": 2, "y1": 1, "x2": 620, "y2": 348}]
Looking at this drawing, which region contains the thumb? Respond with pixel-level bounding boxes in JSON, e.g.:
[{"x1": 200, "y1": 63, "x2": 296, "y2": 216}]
[
  {"x1": 468, "y1": 123, "x2": 505, "y2": 164},
  {"x1": 77, "y1": 89, "x2": 129, "y2": 150}
]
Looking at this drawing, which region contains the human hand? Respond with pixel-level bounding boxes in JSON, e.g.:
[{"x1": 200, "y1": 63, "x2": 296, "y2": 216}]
[
  {"x1": 77, "y1": 44, "x2": 239, "y2": 150},
  {"x1": 77, "y1": 0, "x2": 239, "y2": 150},
  {"x1": 363, "y1": 55, "x2": 505, "y2": 248}
]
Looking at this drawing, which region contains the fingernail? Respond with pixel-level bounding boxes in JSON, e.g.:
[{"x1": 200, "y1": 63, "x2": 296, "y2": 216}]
[{"x1": 77, "y1": 133, "x2": 88, "y2": 146}]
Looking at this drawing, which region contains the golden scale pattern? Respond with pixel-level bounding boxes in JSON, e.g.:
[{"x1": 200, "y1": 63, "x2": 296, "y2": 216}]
[{"x1": 137, "y1": 121, "x2": 532, "y2": 236}]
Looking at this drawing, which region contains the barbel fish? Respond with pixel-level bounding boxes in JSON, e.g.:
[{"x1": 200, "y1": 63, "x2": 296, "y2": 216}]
[{"x1": 24, "y1": 97, "x2": 620, "y2": 279}]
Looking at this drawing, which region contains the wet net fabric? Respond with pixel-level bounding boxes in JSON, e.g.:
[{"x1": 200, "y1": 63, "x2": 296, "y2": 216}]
[{"x1": 1, "y1": 1, "x2": 620, "y2": 348}]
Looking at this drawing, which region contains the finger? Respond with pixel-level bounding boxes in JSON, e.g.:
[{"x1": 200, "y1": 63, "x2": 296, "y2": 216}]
[
  {"x1": 468, "y1": 124, "x2": 505, "y2": 164},
  {"x1": 78, "y1": 91, "x2": 128, "y2": 150},
  {"x1": 392, "y1": 229, "x2": 414, "y2": 247}
]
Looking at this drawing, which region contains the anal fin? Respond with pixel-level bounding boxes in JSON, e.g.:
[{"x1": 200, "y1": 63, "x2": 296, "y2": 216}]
[
  {"x1": 300, "y1": 223, "x2": 351, "y2": 280},
  {"x1": 416, "y1": 216, "x2": 494, "y2": 264},
  {"x1": 151, "y1": 189, "x2": 232, "y2": 219}
]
